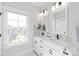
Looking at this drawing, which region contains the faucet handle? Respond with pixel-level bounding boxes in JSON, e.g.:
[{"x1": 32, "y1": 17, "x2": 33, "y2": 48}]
[{"x1": 63, "y1": 48, "x2": 69, "y2": 55}]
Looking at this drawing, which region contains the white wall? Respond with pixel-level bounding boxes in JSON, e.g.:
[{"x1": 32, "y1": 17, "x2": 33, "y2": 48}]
[
  {"x1": 68, "y1": 2, "x2": 79, "y2": 42},
  {"x1": 0, "y1": 3, "x2": 3, "y2": 55}
]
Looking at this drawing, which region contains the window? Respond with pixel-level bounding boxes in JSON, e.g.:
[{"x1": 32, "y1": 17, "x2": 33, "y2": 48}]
[{"x1": 7, "y1": 12, "x2": 28, "y2": 44}]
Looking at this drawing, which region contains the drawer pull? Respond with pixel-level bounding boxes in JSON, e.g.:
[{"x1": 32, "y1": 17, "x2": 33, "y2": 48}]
[
  {"x1": 49, "y1": 49, "x2": 53, "y2": 55},
  {"x1": 35, "y1": 41, "x2": 36, "y2": 44},
  {"x1": 40, "y1": 53, "x2": 43, "y2": 56},
  {"x1": 40, "y1": 46, "x2": 43, "y2": 48},
  {"x1": 40, "y1": 40, "x2": 43, "y2": 42}
]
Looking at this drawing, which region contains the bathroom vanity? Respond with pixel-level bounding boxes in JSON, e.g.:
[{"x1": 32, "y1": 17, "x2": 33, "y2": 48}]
[
  {"x1": 33, "y1": 2, "x2": 79, "y2": 56},
  {"x1": 33, "y1": 36, "x2": 66, "y2": 56},
  {"x1": 33, "y1": 36, "x2": 68, "y2": 56},
  {"x1": 33, "y1": 3, "x2": 69, "y2": 56},
  {"x1": 33, "y1": 36, "x2": 79, "y2": 56}
]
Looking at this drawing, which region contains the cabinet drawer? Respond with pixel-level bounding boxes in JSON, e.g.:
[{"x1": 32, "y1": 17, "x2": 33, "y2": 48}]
[
  {"x1": 39, "y1": 40, "x2": 46, "y2": 46},
  {"x1": 46, "y1": 42, "x2": 64, "y2": 54},
  {"x1": 45, "y1": 48, "x2": 62, "y2": 56},
  {"x1": 38, "y1": 45, "x2": 45, "y2": 55}
]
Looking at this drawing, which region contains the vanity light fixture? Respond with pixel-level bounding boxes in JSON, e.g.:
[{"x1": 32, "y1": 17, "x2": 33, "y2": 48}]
[
  {"x1": 56, "y1": 2, "x2": 67, "y2": 7},
  {"x1": 59, "y1": 2, "x2": 62, "y2": 5},
  {"x1": 51, "y1": 2, "x2": 67, "y2": 11},
  {"x1": 43, "y1": 9, "x2": 48, "y2": 16},
  {"x1": 39, "y1": 9, "x2": 48, "y2": 16},
  {"x1": 55, "y1": 2, "x2": 59, "y2": 8}
]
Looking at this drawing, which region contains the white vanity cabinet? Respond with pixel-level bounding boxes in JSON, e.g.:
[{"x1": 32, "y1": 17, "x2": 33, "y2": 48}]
[
  {"x1": 33, "y1": 37, "x2": 48, "y2": 56},
  {"x1": 33, "y1": 37, "x2": 70, "y2": 56},
  {"x1": 33, "y1": 37, "x2": 40, "y2": 55},
  {"x1": 33, "y1": 37, "x2": 44, "y2": 56}
]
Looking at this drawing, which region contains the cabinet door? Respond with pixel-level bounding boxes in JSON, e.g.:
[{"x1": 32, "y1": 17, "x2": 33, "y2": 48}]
[
  {"x1": 33, "y1": 39, "x2": 37, "y2": 50},
  {"x1": 33, "y1": 37, "x2": 43, "y2": 55},
  {"x1": 0, "y1": 3, "x2": 2, "y2": 55},
  {"x1": 33, "y1": 38, "x2": 40, "y2": 51}
]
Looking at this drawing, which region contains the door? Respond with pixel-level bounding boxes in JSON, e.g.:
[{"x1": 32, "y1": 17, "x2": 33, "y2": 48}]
[{"x1": 0, "y1": 3, "x2": 2, "y2": 55}]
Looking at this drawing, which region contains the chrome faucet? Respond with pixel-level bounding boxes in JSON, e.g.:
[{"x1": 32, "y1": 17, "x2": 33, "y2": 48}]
[{"x1": 63, "y1": 48, "x2": 69, "y2": 55}]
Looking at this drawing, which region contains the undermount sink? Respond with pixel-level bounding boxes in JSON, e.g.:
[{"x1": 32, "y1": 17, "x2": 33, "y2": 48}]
[{"x1": 35, "y1": 36, "x2": 79, "y2": 56}]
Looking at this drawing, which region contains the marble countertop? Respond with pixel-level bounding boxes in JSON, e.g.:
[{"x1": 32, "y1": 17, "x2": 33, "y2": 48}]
[{"x1": 34, "y1": 36, "x2": 79, "y2": 56}]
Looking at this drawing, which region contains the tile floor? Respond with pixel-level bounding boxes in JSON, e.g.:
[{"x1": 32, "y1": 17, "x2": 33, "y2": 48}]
[{"x1": 21, "y1": 50, "x2": 38, "y2": 56}]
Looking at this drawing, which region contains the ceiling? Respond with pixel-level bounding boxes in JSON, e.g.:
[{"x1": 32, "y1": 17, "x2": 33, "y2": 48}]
[
  {"x1": 30, "y1": 2, "x2": 48, "y2": 8},
  {"x1": 2, "y1": 2, "x2": 55, "y2": 11},
  {"x1": 30, "y1": 2, "x2": 54, "y2": 10}
]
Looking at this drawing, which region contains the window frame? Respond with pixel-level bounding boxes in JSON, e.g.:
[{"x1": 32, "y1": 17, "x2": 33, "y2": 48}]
[{"x1": 3, "y1": 5, "x2": 30, "y2": 48}]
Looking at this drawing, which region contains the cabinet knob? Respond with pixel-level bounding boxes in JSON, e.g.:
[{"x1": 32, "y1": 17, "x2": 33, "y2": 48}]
[{"x1": 49, "y1": 49, "x2": 53, "y2": 55}]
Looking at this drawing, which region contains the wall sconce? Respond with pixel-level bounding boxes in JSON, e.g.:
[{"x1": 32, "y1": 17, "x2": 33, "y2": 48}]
[
  {"x1": 39, "y1": 9, "x2": 48, "y2": 16},
  {"x1": 56, "y1": 2, "x2": 67, "y2": 8},
  {"x1": 51, "y1": 6, "x2": 55, "y2": 11},
  {"x1": 51, "y1": 2, "x2": 67, "y2": 11},
  {"x1": 39, "y1": 12, "x2": 43, "y2": 16},
  {"x1": 44, "y1": 9, "x2": 47, "y2": 15}
]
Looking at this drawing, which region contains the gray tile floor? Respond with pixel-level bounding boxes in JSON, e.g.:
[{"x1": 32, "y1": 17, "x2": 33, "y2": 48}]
[
  {"x1": 3, "y1": 47, "x2": 38, "y2": 56},
  {"x1": 3, "y1": 44, "x2": 38, "y2": 56},
  {"x1": 22, "y1": 51, "x2": 37, "y2": 56}
]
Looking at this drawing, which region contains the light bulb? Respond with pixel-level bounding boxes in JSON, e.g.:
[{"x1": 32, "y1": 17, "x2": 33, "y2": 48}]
[
  {"x1": 56, "y1": 2, "x2": 59, "y2": 8},
  {"x1": 62, "y1": 2, "x2": 66, "y2": 6},
  {"x1": 51, "y1": 6, "x2": 55, "y2": 10},
  {"x1": 51, "y1": 6, "x2": 55, "y2": 12},
  {"x1": 39, "y1": 12, "x2": 43, "y2": 16}
]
